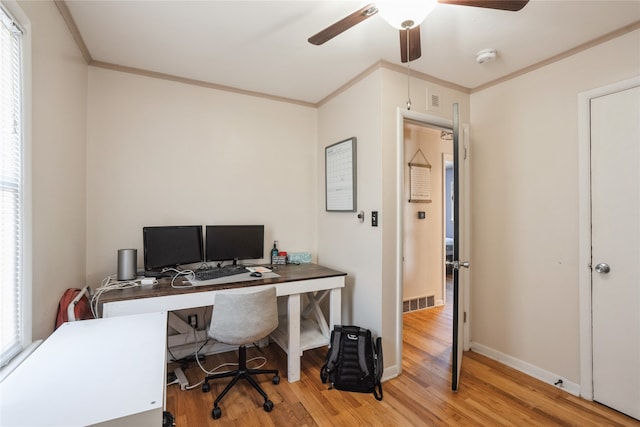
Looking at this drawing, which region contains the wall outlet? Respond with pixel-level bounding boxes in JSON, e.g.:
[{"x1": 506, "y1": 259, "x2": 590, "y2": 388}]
[{"x1": 187, "y1": 314, "x2": 198, "y2": 328}]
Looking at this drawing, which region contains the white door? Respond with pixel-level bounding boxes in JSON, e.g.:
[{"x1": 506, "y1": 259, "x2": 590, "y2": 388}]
[
  {"x1": 591, "y1": 85, "x2": 640, "y2": 420},
  {"x1": 450, "y1": 103, "x2": 470, "y2": 391}
]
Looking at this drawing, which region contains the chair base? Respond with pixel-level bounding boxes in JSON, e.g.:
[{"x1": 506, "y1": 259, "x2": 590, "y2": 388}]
[{"x1": 203, "y1": 345, "x2": 279, "y2": 419}]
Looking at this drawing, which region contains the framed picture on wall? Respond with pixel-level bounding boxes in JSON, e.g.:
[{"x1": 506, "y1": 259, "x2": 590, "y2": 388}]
[
  {"x1": 408, "y1": 149, "x2": 432, "y2": 203},
  {"x1": 325, "y1": 137, "x2": 357, "y2": 212}
]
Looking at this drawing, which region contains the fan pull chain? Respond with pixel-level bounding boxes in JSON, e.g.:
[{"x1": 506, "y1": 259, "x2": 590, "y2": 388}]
[{"x1": 405, "y1": 24, "x2": 412, "y2": 110}]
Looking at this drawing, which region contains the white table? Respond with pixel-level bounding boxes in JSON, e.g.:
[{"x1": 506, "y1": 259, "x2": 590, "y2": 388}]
[
  {"x1": 0, "y1": 312, "x2": 167, "y2": 427},
  {"x1": 99, "y1": 263, "x2": 345, "y2": 382}
]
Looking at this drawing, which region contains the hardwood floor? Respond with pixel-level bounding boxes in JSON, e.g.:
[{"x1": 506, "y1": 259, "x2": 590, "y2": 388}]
[{"x1": 166, "y1": 297, "x2": 638, "y2": 426}]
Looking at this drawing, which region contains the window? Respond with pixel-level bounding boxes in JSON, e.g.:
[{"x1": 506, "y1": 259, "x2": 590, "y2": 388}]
[{"x1": 1, "y1": 5, "x2": 25, "y2": 367}]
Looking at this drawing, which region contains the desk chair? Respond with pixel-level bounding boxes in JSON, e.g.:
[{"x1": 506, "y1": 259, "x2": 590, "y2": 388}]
[{"x1": 202, "y1": 286, "x2": 280, "y2": 420}]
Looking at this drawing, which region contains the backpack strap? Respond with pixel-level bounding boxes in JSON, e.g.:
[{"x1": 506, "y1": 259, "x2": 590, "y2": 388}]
[
  {"x1": 372, "y1": 335, "x2": 383, "y2": 400},
  {"x1": 325, "y1": 326, "x2": 343, "y2": 371},
  {"x1": 321, "y1": 326, "x2": 344, "y2": 384},
  {"x1": 357, "y1": 327, "x2": 370, "y2": 378},
  {"x1": 374, "y1": 336, "x2": 383, "y2": 380},
  {"x1": 373, "y1": 382, "x2": 383, "y2": 401}
]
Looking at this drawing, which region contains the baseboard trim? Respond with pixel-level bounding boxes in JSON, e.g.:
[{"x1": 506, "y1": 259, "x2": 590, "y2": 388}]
[
  {"x1": 382, "y1": 363, "x2": 400, "y2": 383},
  {"x1": 470, "y1": 342, "x2": 581, "y2": 397}
]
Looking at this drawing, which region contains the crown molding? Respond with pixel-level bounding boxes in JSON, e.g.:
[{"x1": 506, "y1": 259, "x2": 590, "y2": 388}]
[
  {"x1": 54, "y1": 1, "x2": 640, "y2": 105},
  {"x1": 54, "y1": 0, "x2": 91, "y2": 64},
  {"x1": 472, "y1": 20, "x2": 640, "y2": 93}
]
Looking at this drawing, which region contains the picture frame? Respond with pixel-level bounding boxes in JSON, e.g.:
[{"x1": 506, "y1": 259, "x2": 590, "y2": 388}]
[
  {"x1": 325, "y1": 137, "x2": 357, "y2": 212},
  {"x1": 408, "y1": 163, "x2": 432, "y2": 203},
  {"x1": 408, "y1": 149, "x2": 432, "y2": 203}
]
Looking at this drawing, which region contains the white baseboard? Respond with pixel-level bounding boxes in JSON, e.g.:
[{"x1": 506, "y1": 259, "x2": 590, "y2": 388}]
[
  {"x1": 470, "y1": 342, "x2": 581, "y2": 397},
  {"x1": 382, "y1": 363, "x2": 400, "y2": 382}
]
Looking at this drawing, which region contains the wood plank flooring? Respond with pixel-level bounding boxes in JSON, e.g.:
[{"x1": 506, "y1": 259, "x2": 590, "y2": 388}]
[{"x1": 166, "y1": 297, "x2": 639, "y2": 426}]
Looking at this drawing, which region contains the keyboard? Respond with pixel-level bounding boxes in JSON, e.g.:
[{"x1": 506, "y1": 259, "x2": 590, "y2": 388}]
[{"x1": 194, "y1": 266, "x2": 247, "y2": 281}]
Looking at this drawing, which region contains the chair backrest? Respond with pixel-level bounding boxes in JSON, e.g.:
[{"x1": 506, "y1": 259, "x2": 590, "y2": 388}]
[{"x1": 208, "y1": 286, "x2": 278, "y2": 346}]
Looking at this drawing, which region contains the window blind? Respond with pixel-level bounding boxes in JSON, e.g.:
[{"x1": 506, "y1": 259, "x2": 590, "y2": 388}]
[{"x1": 0, "y1": 6, "x2": 24, "y2": 367}]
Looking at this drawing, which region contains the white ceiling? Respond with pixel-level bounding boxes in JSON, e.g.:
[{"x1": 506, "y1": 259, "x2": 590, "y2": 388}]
[{"x1": 64, "y1": 0, "x2": 640, "y2": 104}]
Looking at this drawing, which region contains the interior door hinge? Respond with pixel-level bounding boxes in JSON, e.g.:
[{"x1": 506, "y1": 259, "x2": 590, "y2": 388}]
[{"x1": 464, "y1": 311, "x2": 467, "y2": 323}]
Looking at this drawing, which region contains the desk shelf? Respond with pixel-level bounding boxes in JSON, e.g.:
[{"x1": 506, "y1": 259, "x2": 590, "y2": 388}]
[{"x1": 270, "y1": 315, "x2": 329, "y2": 355}]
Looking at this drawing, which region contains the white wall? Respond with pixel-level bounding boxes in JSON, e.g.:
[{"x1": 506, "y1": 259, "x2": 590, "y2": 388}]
[
  {"x1": 317, "y1": 72, "x2": 384, "y2": 332},
  {"x1": 11, "y1": 0, "x2": 88, "y2": 341},
  {"x1": 86, "y1": 68, "x2": 318, "y2": 284},
  {"x1": 469, "y1": 29, "x2": 640, "y2": 385}
]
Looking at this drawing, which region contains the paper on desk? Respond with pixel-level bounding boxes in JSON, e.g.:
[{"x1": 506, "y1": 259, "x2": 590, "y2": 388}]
[{"x1": 246, "y1": 266, "x2": 272, "y2": 273}]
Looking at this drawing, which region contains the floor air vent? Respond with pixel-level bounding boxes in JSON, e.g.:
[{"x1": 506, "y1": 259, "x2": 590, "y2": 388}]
[{"x1": 403, "y1": 295, "x2": 436, "y2": 313}]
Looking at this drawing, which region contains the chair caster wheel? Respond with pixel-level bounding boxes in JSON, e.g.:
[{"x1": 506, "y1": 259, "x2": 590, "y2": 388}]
[
  {"x1": 212, "y1": 406, "x2": 222, "y2": 419},
  {"x1": 202, "y1": 383, "x2": 210, "y2": 393},
  {"x1": 272, "y1": 375, "x2": 280, "y2": 385},
  {"x1": 263, "y1": 400, "x2": 274, "y2": 412}
]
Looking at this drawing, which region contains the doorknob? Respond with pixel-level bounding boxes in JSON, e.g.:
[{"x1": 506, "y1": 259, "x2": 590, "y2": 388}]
[
  {"x1": 594, "y1": 263, "x2": 611, "y2": 274},
  {"x1": 445, "y1": 260, "x2": 470, "y2": 270}
]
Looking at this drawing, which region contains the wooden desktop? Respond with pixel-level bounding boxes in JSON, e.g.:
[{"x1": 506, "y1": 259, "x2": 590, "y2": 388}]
[{"x1": 97, "y1": 263, "x2": 346, "y2": 382}]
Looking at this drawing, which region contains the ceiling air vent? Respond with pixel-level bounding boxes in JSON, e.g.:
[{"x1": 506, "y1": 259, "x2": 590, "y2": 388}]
[{"x1": 427, "y1": 89, "x2": 442, "y2": 112}]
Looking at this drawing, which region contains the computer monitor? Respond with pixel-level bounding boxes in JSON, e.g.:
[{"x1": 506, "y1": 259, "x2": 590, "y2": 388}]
[
  {"x1": 143, "y1": 225, "x2": 204, "y2": 271},
  {"x1": 205, "y1": 225, "x2": 264, "y2": 264}
]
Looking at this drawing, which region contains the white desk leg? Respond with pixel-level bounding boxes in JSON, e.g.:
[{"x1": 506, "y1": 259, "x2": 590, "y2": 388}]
[
  {"x1": 287, "y1": 293, "x2": 301, "y2": 382},
  {"x1": 329, "y1": 288, "x2": 342, "y2": 329}
]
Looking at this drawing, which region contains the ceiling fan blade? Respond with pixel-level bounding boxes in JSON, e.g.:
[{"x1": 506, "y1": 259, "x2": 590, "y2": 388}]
[
  {"x1": 400, "y1": 26, "x2": 422, "y2": 63},
  {"x1": 437, "y1": 0, "x2": 529, "y2": 11},
  {"x1": 308, "y1": 3, "x2": 378, "y2": 45}
]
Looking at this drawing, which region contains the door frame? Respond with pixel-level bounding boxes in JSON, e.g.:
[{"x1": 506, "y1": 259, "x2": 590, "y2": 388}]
[
  {"x1": 394, "y1": 108, "x2": 471, "y2": 375},
  {"x1": 577, "y1": 75, "x2": 640, "y2": 400}
]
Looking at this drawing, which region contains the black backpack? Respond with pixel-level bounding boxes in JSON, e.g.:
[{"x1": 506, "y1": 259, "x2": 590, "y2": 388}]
[{"x1": 320, "y1": 325, "x2": 383, "y2": 400}]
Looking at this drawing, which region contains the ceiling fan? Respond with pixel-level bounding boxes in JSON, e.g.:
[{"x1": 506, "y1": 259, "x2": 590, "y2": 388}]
[{"x1": 308, "y1": 0, "x2": 529, "y2": 63}]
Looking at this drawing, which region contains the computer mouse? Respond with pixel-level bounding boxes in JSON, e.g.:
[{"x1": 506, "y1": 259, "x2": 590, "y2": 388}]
[{"x1": 250, "y1": 271, "x2": 262, "y2": 278}]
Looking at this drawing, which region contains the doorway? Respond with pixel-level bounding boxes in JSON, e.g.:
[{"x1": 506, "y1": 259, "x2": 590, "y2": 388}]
[
  {"x1": 578, "y1": 77, "x2": 640, "y2": 419},
  {"x1": 394, "y1": 107, "x2": 470, "y2": 389},
  {"x1": 395, "y1": 107, "x2": 471, "y2": 383},
  {"x1": 401, "y1": 122, "x2": 453, "y2": 312}
]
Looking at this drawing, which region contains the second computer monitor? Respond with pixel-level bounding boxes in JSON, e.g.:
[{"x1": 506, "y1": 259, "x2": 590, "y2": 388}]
[{"x1": 205, "y1": 225, "x2": 264, "y2": 264}]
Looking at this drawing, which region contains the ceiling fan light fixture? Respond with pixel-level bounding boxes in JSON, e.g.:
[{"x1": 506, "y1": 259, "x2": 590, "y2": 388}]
[{"x1": 378, "y1": 0, "x2": 437, "y2": 29}]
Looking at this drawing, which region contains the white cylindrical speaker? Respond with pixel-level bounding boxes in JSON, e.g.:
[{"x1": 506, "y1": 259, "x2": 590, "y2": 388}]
[{"x1": 117, "y1": 248, "x2": 137, "y2": 281}]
